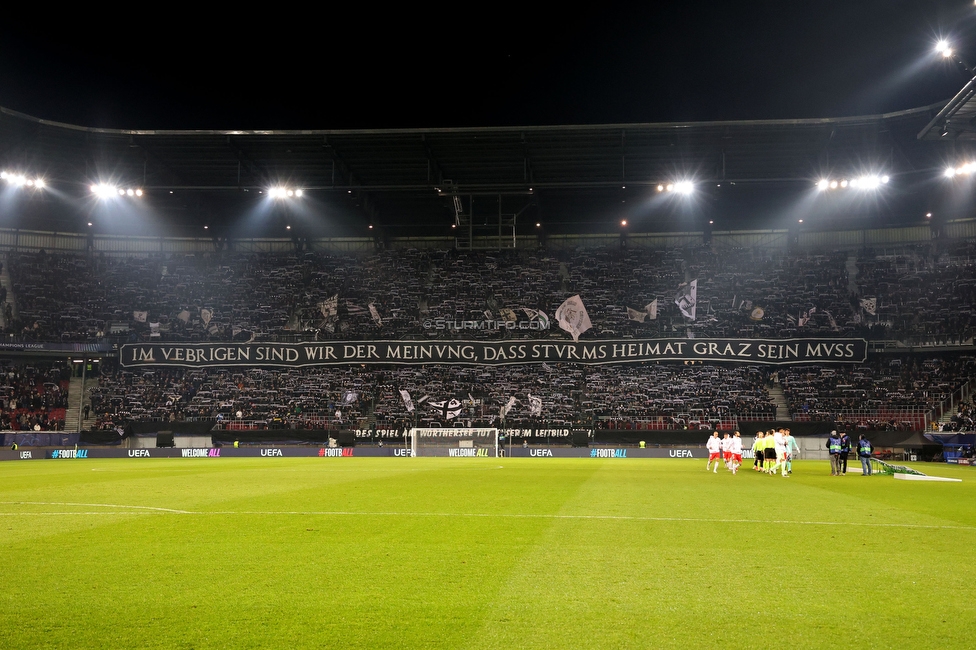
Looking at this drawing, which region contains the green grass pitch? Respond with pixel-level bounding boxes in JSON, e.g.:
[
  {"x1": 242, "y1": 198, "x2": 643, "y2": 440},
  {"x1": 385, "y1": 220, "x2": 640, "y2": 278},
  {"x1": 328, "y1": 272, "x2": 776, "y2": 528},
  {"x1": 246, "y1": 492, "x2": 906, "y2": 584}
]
[{"x1": 2, "y1": 457, "x2": 974, "y2": 648}]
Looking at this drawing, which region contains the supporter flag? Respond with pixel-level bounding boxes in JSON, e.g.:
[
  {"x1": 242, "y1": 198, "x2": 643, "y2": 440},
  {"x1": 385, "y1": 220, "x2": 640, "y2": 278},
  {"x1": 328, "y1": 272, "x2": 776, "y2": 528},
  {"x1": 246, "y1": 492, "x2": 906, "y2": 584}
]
[
  {"x1": 319, "y1": 295, "x2": 338, "y2": 320},
  {"x1": 646, "y1": 299, "x2": 658, "y2": 320},
  {"x1": 428, "y1": 398, "x2": 463, "y2": 420},
  {"x1": 798, "y1": 307, "x2": 815, "y2": 327},
  {"x1": 399, "y1": 389, "x2": 414, "y2": 412},
  {"x1": 132, "y1": 311, "x2": 148, "y2": 323},
  {"x1": 750, "y1": 307, "x2": 765, "y2": 321},
  {"x1": 860, "y1": 298, "x2": 877, "y2": 316},
  {"x1": 149, "y1": 322, "x2": 160, "y2": 338},
  {"x1": 541, "y1": 362, "x2": 553, "y2": 373},
  {"x1": 555, "y1": 295, "x2": 592, "y2": 341},
  {"x1": 201, "y1": 308, "x2": 213, "y2": 326},
  {"x1": 499, "y1": 308, "x2": 517, "y2": 322},
  {"x1": 484, "y1": 310, "x2": 493, "y2": 321},
  {"x1": 824, "y1": 310, "x2": 839, "y2": 330},
  {"x1": 627, "y1": 307, "x2": 647, "y2": 323},
  {"x1": 674, "y1": 280, "x2": 698, "y2": 320},
  {"x1": 346, "y1": 302, "x2": 367, "y2": 316},
  {"x1": 343, "y1": 391, "x2": 359, "y2": 404},
  {"x1": 536, "y1": 310, "x2": 550, "y2": 329},
  {"x1": 177, "y1": 310, "x2": 190, "y2": 324},
  {"x1": 522, "y1": 308, "x2": 538, "y2": 320},
  {"x1": 500, "y1": 396, "x2": 517, "y2": 418},
  {"x1": 369, "y1": 303, "x2": 383, "y2": 327},
  {"x1": 528, "y1": 394, "x2": 542, "y2": 417}
]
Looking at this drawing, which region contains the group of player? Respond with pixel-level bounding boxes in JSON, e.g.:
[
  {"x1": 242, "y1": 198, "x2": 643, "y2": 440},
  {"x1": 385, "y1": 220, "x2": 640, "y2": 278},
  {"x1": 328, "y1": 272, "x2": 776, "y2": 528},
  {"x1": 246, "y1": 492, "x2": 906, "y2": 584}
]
[
  {"x1": 753, "y1": 428, "x2": 800, "y2": 476},
  {"x1": 705, "y1": 431, "x2": 744, "y2": 474},
  {"x1": 705, "y1": 428, "x2": 799, "y2": 477}
]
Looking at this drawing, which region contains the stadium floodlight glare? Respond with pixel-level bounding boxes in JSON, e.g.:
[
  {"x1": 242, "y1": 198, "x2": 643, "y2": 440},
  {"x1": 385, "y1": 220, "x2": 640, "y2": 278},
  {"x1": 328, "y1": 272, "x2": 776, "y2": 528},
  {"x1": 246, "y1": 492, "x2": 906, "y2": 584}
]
[
  {"x1": 937, "y1": 40, "x2": 953, "y2": 58},
  {"x1": 2, "y1": 171, "x2": 45, "y2": 190},
  {"x1": 656, "y1": 184, "x2": 664, "y2": 192},
  {"x1": 817, "y1": 179, "x2": 830, "y2": 190},
  {"x1": 673, "y1": 181, "x2": 694, "y2": 194},
  {"x1": 269, "y1": 186, "x2": 304, "y2": 199},
  {"x1": 945, "y1": 167, "x2": 957, "y2": 178},
  {"x1": 91, "y1": 183, "x2": 118, "y2": 199}
]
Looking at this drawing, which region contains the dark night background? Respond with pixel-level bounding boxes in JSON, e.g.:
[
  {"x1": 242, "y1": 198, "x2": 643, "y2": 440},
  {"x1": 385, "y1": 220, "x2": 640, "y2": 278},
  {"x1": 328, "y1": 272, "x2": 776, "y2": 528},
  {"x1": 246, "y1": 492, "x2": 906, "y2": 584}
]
[{"x1": 3, "y1": 2, "x2": 975, "y2": 130}]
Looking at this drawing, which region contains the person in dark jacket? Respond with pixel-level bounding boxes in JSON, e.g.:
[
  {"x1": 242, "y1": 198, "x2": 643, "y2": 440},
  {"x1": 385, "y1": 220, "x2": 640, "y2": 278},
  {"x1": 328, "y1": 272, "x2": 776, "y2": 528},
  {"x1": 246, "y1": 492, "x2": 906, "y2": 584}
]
[
  {"x1": 827, "y1": 430, "x2": 842, "y2": 476},
  {"x1": 839, "y1": 431, "x2": 852, "y2": 475},
  {"x1": 857, "y1": 434, "x2": 873, "y2": 476}
]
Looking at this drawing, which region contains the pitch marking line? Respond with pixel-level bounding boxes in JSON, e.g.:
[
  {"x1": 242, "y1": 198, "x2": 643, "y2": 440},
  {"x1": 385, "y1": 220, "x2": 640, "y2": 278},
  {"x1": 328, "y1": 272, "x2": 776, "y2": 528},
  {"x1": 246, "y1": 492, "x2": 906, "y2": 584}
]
[
  {"x1": 0, "y1": 502, "x2": 970, "y2": 531},
  {"x1": 0, "y1": 501, "x2": 192, "y2": 513}
]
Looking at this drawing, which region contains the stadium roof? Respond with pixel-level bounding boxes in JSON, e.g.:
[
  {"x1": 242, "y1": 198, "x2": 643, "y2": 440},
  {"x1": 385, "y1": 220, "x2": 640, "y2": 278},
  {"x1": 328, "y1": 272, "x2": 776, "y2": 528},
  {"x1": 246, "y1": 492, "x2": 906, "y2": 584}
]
[{"x1": 0, "y1": 102, "x2": 960, "y2": 238}]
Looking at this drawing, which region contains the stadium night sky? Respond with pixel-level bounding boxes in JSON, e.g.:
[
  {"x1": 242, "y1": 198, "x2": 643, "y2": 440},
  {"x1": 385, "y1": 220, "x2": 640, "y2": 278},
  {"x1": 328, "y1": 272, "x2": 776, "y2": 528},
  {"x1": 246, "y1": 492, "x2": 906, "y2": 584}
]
[{"x1": 2, "y1": 1, "x2": 976, "y2": 130}]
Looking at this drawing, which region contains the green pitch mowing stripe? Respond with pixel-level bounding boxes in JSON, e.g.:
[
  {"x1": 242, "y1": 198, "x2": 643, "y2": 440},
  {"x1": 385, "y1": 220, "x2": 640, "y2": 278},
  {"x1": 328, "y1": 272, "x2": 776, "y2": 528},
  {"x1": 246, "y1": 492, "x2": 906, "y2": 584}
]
[{"x1": 1, "y1": 458, "x2": 974, "y2": 649}]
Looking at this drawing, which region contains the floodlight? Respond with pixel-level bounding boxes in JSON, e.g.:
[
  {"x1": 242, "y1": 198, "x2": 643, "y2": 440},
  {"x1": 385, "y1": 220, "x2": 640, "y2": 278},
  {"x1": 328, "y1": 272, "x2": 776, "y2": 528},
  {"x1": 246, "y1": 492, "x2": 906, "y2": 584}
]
[
  {"x1": 91, "y1": 183, "x2": 118, "y2": 199},
  {"x1": 126, "y1": 189, "x2": 134, "y2": 196},
  {"x1": 945, "y1": 167, "x2": 957, "y2": 178},
  {"x1": 34, "y1": 179, "x2": 45, "y2": 189},
  {"x1": 286, "y1": 189, "x2": 294, "y2": 197},
  {"x1": 135, "y1": 189, "x2": 143, "y2": 197},
  {"x1": 674, "y1": 181, "x2": 694, "y2": 194},
  {"x1": 817, "y1": 179, "x2": 829, "y2": 190},
  {"x1": 666, "y1": 183, "x2": 674, "y2": 192},
  {"x1": 829, "y1": 180, "x2": 838, "y2": 189},
  {"x1": 840, "y1": 180, "x2": 849, "y2": 188},
  {"x1": 620, "y1": 220, "x2": 628, "y2": 226},
  {"x1": 118, "y1": 189, "x2": 126, "y2": 196},
  {"x1": 656, "y1": 184, "x2": 664, "y2": 192},
  {"x1": 881, "y1": 175, "x2": 889, "y2": 184},
  {"x1": 295, "y1": 189, "x2": 303, "y2": 197}
]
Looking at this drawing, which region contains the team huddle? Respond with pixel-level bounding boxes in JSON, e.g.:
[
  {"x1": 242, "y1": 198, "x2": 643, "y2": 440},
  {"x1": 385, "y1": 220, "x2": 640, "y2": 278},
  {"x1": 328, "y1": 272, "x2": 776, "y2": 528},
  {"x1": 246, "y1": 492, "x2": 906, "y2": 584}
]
[{"x1": 705, "y1": 429, "x2": 799, "y2": 477}]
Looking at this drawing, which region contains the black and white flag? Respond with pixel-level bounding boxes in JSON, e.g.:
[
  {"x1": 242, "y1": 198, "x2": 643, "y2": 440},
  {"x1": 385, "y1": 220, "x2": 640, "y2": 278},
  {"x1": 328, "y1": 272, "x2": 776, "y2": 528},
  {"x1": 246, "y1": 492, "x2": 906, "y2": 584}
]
[
  {"x1": 500, "y1": 396, "x2": 518, "y2": 418},
  {"x1": 555, "y1": 295, "x2": 592, "y2": 341},
  {"x1": 369, "y1": 303, "x2": 383, "y2": 327},
  {"x1": 429, "y1": 398, "x2": 463, "y2": 420},
  {"x1": 399, "y1": 389, "x2": 414, "y2": 412},
  {"x1": 646, "y1": 299, "x2": 658, "y2": 320},
  {"x1": 528, "y1": 394, "x2": 542, "y2": 417},
  {"x1": 674, "y1": 280, "x2": 698, "y2": 320},
  {"x1": 319, "y1": 295, "x2": 339, "y2": 320},
  {"x1": 860, "y1": 298, "x2": 877, "y2": 316}
]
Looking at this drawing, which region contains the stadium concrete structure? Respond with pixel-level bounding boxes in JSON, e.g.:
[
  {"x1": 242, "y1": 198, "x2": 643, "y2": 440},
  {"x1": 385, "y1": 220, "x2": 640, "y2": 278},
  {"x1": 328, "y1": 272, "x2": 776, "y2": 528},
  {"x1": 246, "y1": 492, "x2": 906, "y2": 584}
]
[{"x1": 0, "y1": 102, "x2": 975, "y2": 461}]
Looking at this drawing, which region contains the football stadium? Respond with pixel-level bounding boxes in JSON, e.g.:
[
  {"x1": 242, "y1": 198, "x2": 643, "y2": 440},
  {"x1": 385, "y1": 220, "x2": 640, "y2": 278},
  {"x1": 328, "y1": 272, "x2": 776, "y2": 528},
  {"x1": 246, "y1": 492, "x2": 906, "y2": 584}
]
[{"x1": 3, "y1": 8, "x2": 976, "y2": 648}]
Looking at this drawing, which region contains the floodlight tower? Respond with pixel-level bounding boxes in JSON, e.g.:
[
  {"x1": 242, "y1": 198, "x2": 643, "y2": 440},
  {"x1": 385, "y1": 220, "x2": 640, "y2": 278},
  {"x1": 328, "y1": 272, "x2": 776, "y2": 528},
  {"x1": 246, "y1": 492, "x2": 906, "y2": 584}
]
[{"x1": 937, "y1": 39, "x2": 974, "y2": 74}]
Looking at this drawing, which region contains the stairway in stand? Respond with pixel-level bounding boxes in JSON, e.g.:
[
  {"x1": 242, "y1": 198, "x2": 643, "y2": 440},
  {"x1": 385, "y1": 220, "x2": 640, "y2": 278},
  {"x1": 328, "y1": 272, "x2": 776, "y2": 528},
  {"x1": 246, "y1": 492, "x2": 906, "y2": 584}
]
[{"x1": 767, "y1": 384, "x2": 791, "y2": 421}]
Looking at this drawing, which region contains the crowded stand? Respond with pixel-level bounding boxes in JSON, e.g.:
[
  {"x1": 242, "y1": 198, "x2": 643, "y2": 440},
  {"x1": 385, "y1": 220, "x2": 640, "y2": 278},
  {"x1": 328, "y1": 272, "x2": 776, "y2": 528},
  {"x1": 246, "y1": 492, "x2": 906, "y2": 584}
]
[
  {"x1": 4, "y1": 241, "x2": 975, "y2": 345},
  {"x1": 82, "y1": 355, "x2": 973, "y2": 434},
  {"x1": 0, "y1": 362, "x2": 69, "y2": 431}
]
